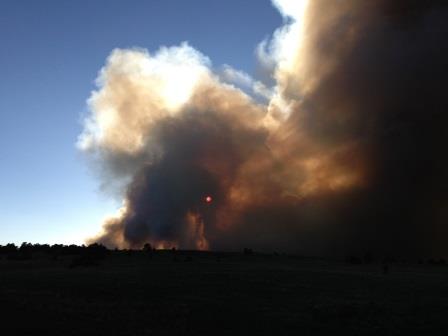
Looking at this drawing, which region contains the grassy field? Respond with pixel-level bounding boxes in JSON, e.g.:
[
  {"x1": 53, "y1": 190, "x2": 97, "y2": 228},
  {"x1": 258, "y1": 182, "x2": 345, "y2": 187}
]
[{"x1": 1, "y1": 251, "x2": 448, "y2": 335}]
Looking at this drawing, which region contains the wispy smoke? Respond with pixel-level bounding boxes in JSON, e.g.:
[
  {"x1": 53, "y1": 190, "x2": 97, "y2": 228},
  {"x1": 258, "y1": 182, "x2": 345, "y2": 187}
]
[{"x1": 80, "y1": 0, "x2": 448, "y2": 257}]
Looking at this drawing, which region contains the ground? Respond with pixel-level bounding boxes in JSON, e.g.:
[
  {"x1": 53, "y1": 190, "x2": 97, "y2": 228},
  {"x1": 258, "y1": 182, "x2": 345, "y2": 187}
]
[{"x1": 1, "y1": 251, "x2": 448, "y2": 335}]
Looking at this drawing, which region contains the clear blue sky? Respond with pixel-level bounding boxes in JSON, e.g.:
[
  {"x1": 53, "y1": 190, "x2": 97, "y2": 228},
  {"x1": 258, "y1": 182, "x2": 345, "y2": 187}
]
[{"x1": 0, "y1": 0, "x2": 281, "y2": 245}]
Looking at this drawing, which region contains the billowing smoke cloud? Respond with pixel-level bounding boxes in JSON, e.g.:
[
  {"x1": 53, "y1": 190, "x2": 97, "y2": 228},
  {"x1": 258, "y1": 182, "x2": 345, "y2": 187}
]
[{"x1": 80, "y1": 0, "x2": 448, "y2": 257}]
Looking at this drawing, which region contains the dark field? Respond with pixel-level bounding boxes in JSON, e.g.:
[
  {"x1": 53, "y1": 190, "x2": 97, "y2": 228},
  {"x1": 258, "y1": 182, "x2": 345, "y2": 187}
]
[{"x1": 1, "y1": 251, "x2": 448, "y2": 335}]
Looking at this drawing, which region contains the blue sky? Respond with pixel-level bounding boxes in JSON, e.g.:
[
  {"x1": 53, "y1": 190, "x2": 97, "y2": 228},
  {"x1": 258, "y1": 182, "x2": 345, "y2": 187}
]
[{"x1": 0, "y1": 0, "x2": 282, "y2": 245}]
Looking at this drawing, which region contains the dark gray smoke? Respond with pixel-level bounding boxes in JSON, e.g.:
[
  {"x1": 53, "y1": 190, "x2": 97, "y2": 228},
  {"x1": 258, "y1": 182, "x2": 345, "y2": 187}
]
[
  {"x1": 274, "y1": 0, "x2": 448, "y2": 257},
  {"x1": 80, "y1": 1, "x2": 448, "y2": 257}
]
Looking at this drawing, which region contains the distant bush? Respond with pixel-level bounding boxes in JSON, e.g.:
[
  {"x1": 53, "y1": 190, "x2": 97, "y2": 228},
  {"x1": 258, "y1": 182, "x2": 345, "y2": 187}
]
[
  {"x1": 85, "y1": 243, "x2": 109, "y2": 259},
  {"x1": 427, "y1": 258, "x2": 446, "y2": 266},
  {"x1": 143, "y1": 243, "x2": 153, "y2": 252},
  {"x1": 68, "y1": 244, "x2": 108, "y2": 268},
  {"x1": 346, "y1": 255, "x2": 362, "y2": 264},
  {"x1": 126, "y1": 249, "x2": 136, "y2": 257},
  {"x1": 243, "y1": 248, "x2": 253, "y2": 255},
  {"x1": 363, "y1": 251, "x2": 374, "y2": 264}
]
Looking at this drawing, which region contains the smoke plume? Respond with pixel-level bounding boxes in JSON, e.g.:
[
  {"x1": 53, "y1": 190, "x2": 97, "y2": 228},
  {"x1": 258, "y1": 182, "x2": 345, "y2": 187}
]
[{"x1": 80, "y1": 0, "x2": 448, "y2": 257}]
